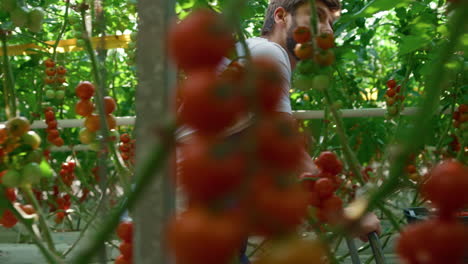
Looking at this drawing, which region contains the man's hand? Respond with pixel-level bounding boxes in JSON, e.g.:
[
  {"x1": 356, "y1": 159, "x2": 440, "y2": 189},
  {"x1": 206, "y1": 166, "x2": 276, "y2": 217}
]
[{"x1": 356, "y1": 212, "x2": 381, "y2": 242}]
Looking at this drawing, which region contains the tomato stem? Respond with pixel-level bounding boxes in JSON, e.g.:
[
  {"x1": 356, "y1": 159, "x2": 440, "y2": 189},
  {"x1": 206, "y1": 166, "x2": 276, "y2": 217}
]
[
  {"x1": 1, "y1": 32, "x2": 17, "y2": 118},
  {"x1": 22, "y1": 186, "x2": 59, "y2": 254}
]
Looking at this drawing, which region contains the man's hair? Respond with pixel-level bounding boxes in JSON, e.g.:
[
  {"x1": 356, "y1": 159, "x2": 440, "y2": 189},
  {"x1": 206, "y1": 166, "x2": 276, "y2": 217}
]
[{"x1": 261, "y1": 0, "x2": 341, "y2": 36}]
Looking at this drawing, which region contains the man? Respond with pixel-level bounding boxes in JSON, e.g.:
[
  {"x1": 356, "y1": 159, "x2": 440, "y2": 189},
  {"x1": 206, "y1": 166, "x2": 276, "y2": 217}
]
[{"x1": 230, "y1": 1, "x2": 381, "y2": 261}]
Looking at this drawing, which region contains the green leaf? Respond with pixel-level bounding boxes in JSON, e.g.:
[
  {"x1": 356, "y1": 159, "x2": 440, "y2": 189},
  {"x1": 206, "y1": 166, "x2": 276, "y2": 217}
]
[
  {"x1": 399, "y1": 35, "x2": 430, "y2": 55},
  {"x1": 344, "y1": 0, "x2": 412, "y2": 22}
]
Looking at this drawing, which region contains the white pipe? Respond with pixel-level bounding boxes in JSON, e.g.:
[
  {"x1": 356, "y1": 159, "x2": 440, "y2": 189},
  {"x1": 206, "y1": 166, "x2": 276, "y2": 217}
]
[
  {"x1": 0, "y1": 116, "x2": 136, "y2": 129},
  {"x1": 1, "y1": 107, "x2": 450, "y2": 152}
]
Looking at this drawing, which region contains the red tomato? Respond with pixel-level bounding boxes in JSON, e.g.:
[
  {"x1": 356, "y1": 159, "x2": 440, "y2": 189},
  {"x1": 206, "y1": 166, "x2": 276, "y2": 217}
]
[
  {"x1": 314, "y1": 49, "x2": 335, "y2": 66},
  {"x1": 44, "y1": 76, "x2": 55, "y2": 84},
  {"x1": 104, "y1": 96, "x2": 117, "y2": 114},
  {"x1": 314, "y1": 178, "x2": 335, "y2": 199},
  {"x1": 45, "y1": 67, "x2": 56, "y2": 76},
  {"x1": 76, "y1": 81, "x2": 95, "y2": 100},
  {"x1": 119, "y1": 241, "x2": 132, "y2": 260},
  {"x1": 168, "y1": 9, "x2": 235, "y2": 71},
  {"x1": 255, "y1": 114, "x2": 303, "y2": 171},
  {"x1": 298, "y1": 172, "x2": 320, "y2": 192},
  {"x1": 0, "y1": 210, "x2": 18, "y2": 228},
  {"x1": 84, "y1": 114, "x2": 100, "y2": 132},
  {"x1": 0, "y1": 127, "x2": 7, "y2": 144},
  {"x1": 177, "y1": 69, "x2": 246, "y2": 134},
  {"x1": 120, "y1": 133, "x2": 131, "y2": 143},
  {"x1": 293, "y1": 26, "x2": 311, "y2": 43},
  {"x1": 56, "y1": 66, "x2": 67, "y2": 75},
  {"x1": 459, "y1": 104, "x2": 468, "y2": 113},
  {"x1": 247, "y1": 172, "x2": 309, "y2": 236},
  {"x1": 114, "y1": 255, "x2": 131, "y2": 264},
  {"x1": 396, "y1": 219, "x2": 468, "y2": 264},
  {"x1": 20, "y1": 204, "x2": 36, "y2": 215},
  {"x1": 54, "y1": 212, "x2": 66, "y2": 224},
  {"x1": 386, "y1": 88, "x2": 396, "y2": 97},
  {"x1": 316, "y1": 33, "x2": 334, "y2": 50},
  {"x1": 44, "y1": 58, "x2": 55, "y2": 68},
  {"x1": 117, "y1": 221, "x2": 133, "y2": 242},
  {"x1": 45, "y1": 110, "x2": 55, "y2": 122},
  {"x1": 178, "y1": 135, "x2": 247, "y2": 202},
  {"x1": 47, "y1": 120, "x2": 58, "y2": 129},
  {"x1": 166, "y1": 207, "x2": 247, "y2": 264},
  {"x1": 314, "y1": 151, "x2": 343, "y2": 175},
  {"x1": 5, "y1": 188, "x2": 16, "y2": 202},
  {"x1": 421, "y1": 160, "x2": 468, "y2": 217},
  {"x1": 294, "y1": 42, "x2": 314, "y2": 60},
  {"x1": 387, "y1": 79, "x2": 397, "y2": 89},
  {"x1": 75, "y1": 99, "x2": 94, "y2": 117},
  {"x1": 320, "y1": 194, "x2": 343, "y2": 223}
]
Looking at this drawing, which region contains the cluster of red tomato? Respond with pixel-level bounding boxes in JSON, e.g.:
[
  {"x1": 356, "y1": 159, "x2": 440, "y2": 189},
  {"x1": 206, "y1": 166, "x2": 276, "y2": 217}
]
[
  {"x1": 293, "y1": 26, "x2": 335, "y2": 66},
  {"x1": 59, "y1": 160, "x2": 76, "y2": 187},
  {"x1": 51, "y1": 193, "x2": 72, "y2": 224},
  {"x1": 75, "y1": 81, "x2": 118, "y2": 146},
  {"x1": 44, "y1": 107, "x2": 64, "y2": 147},
  {"x1": 299, "y1": 151, "x2": 344, "y2": 224},
  {"x1": 118, "y1": 133, "x2": 135, "y2": 164},
  {"x1": 0, "y1": 180, "x2": 18, "y2": 228},
  {"x1": 43, "y1": 58, "x2": 67, "y2": 101},
  {"x1": 384, "y1": 79, "x2": 405, "y2": 117},
  {"x1": 166, "y1": 9, "x2": 326, "y2": 264},
  {"x1": 115, "y1": 221, "x2": 133, "y2": 264},
  {"x1": 397, "y1": 160, "x2": 468, "y2": 263}
]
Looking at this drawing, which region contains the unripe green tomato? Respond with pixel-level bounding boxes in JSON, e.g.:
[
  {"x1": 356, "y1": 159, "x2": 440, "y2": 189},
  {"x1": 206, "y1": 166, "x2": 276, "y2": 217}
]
[
  {"x1": 21, "y1": 131, "x2": 41, "y2": 149},
  {"x1": 11, "y1": 7, "x2": 29, "y2": 27},
  {"x1": 55, "y1": 90, "x2": 65, "y2": 100},
  {"x1": 109, "y1": 129, "x2": 120, "y2": 142},
  {"x1": 88, "y1": 141, "x2": 100, "y2": 152},
  {"x1": 1, "y1": 0, "x2": 17, "y2": 12},
  {"x1": 45, "y1": 89, "x2": 55, "y2": 99},
  {"x1": 2, "y1": 170, "x2": 22, "y2": 187},
  {"x1": 22, "y1": 162, "x2": 42, "y2": 185},
  {"x1": 27, "y1": 8, "x2": 45, "y2": 33},
  {"x1": 130, "y1": 31, "x2": 137, "y2": 41},
  {"x1": 127, "y1": 41, "x2": 136, "y2": 50},
  {"x1": 26, "y1": 149, "x2": 43, "y2": 163},
  {"x1": 79, "y1": 128, "x2": 96, "y2": 145},
  {"x1": 312, "y1": 75, "x2": 329, "y2": 91}
]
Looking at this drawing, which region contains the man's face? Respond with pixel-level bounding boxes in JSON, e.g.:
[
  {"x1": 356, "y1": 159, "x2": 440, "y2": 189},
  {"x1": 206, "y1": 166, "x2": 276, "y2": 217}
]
[{"x1": 285, "y1": 1, "x2": 338, "y2": 60}]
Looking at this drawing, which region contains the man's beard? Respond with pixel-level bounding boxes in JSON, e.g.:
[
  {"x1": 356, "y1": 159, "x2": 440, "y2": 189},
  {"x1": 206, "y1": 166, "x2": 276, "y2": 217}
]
[{"x1": 286, "y1": 20, "x2": 300, "y2": 61}]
